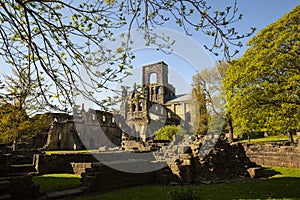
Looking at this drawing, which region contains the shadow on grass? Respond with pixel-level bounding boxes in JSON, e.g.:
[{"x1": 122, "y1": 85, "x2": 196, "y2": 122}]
[
  {"x1": 218, "y1": 177, "x2": 300, "y2": 200},
  {"x1": 260, "y1": 166, "x2": 282, "y2": 178},
  {"x1": 162, "y1": 177, "x2": 300, "y2": 200},
  {"x1": 77, "y1": 177, "x2": 300, "y2": 200}
]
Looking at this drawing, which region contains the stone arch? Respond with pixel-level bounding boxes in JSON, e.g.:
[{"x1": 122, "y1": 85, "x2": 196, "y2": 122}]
[
  {"x1": 131, "y1": 103, "x2": 136, "y2": 112},
  {"x1": 156, "y1": 86, "x2": 161, "y2": 94},
  {"x1": 149, "y1": 72, "x2": 157, "y2": 84},
  {"x1": 138, "y1": 102, "x2": 143, "y2": 111},
  {"x1": 142, "y1": 61, "x2": 168, "y2": 85}
]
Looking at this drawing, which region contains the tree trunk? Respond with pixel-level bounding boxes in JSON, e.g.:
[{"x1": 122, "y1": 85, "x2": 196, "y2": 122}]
[
  {"x1": 12, "y1": 139, "x2": 18, "y2": 151},
  {"x1": 288, "y1": 130, "x2": 295, "y2": 143},
  {"x1": 247, "y1": 134, "x2": 251, "y2": 144},
  {"x1": 226, "y1": 113, "x2": 234, "y2": 142}
]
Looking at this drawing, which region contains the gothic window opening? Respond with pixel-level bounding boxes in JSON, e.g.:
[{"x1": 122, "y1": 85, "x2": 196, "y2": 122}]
[
  {"x1": 131, "y1": 103, "x2": 136, "y2": 112},
  {"x1": 138, "y1": 102, "x2": 143, "y2": 111},
  {"x1": 156, "y1": 87, "x2": 161, "y2": 94},
  {"x1": 151, "y1": 87, "x2": 154, "y2": 95},
  {"x1": 149, "y1": 72, "x2": 157, "y2": 84}
]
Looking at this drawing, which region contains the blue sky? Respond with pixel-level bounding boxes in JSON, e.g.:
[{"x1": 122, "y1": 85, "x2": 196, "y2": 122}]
[
  {"x1": 1, "y1": 1, "x2": 299, "y2": 105},
  {"x1": 120, "y1": 1, "x2": 300, "y2": 95}
]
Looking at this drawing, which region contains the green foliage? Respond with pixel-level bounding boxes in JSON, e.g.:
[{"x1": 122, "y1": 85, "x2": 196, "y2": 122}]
[
  {"x1": 0, "y1": 67, "x2": 50, "y2": 114},
  {"x1": 154, "y1": 125, "x2": 186, "y2": 141},
  {"x1": 0, "y1": 104, "x2": 50, "y2": 147},
  {"x1": 191, "y1": 77, "x2": 209, "y2": 135},
  {"x1": 224, "y1": 5, "x2": 300, "y2": 136},
  {"x1": 0, "y1": 104, "x2": 32, "y2": 144},
  {"x1": 0, "y1": 66, "x2": 51, "y2": 148},
  {"x1": 192, "y1": 61, "x2": 233, "y2": 139}
]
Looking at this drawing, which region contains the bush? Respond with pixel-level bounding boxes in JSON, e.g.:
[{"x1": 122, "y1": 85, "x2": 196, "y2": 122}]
[{"x1": 154, "y1": 125, "x2": 186, "y2": 141}]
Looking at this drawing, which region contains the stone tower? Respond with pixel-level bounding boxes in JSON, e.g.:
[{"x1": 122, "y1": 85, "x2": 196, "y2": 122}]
[
  {"x1": 119, "y1": 61, "x2": 178, "y2": 142},
  {"x1": 142, "y1": 61, "x2": 175, "y2": 104}
]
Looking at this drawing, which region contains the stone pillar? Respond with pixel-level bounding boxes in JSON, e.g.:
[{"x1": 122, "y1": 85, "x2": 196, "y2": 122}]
[{"x1": 182, "y1": 103, "x2": 186, "y2": 121}]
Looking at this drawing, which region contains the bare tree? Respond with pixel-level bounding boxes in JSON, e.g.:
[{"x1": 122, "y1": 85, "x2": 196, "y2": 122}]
[
  {"x1": 0, "y1": 0, "x2": 255, "y2": 111},
  {"x1": 193, "y1": 61, "x2": 234, "y2": 142}
]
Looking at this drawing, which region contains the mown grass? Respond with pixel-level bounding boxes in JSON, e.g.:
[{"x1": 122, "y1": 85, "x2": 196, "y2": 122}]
[
  {"x1": 32, "y1": 167, "x2": 300, "y2": 199},
  {"x1": 76, "y1": 166, "x2": 300, "y2": 200},
  {"x1": 33, "y1": 173, "x2": 81, "y2": 191},
  {"x1": 239, "y1": 135, "x2": 289, "y2": 143},
  {"x1": 43, "y1": 150, "x2": 98, "y2": 155}
]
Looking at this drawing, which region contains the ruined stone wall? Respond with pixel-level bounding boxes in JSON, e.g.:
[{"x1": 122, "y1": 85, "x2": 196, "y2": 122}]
[
  {"x1": 42, "y1": 110, "x2": 122, "y2": 150},
  {"x1": 244, "y1": 144, "x2": 300, "y2": 168},
  {"x1": 33, "y1": 153, "x2": 98, "y2": 174},
  {"x1": 42, "y1": 120, "x2": 79, "y2": 150},
  {"x1": 80, "y1": 162, "x2": 173, "y2": 193},
  {"x1": 0, "y1": 154, "x2": 40, "y2": 199}
]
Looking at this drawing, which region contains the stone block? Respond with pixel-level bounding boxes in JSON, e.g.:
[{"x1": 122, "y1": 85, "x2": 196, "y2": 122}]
[{"x1": 247, "y1": 167, "x2": 265, "y2": 178}]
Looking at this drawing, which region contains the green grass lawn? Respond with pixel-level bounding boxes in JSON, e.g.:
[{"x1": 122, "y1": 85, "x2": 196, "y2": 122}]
[
  {"x1": 43, "y1": 150, "x2": 98, "y2": 155},
  {"x1": 33, "y1": 173, "x2": 81, "y2": 191},
  {"x1": 76, "y1": 166, "x2": 300, "y2": 200},
  {"x1": 239, "y1": 135, "x2": 289, "y2": 143},
  {"x1": 32, "y1": 166, "x2": 300, "y2": 199}
]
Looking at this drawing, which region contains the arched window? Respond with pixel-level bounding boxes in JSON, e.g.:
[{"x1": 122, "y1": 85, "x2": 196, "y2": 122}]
[
  {"x1": 131, "y1": 103, "x2": 136, "y2": 112},
  {"x1": 151, "y1": 87, "x2": 154, "y2": 95},
  {"x1": 138, "y1": 102, "x2": 143, "y2": 111},
  {"x1": 102, "y1": 115, "x2": 106, "y2": 122},
  {"x1": 156, "y1": 87, "x2": 161, "y2": 94},
  {"x1": 149, "y1": 72, "x2": 157, "y2": 84}
]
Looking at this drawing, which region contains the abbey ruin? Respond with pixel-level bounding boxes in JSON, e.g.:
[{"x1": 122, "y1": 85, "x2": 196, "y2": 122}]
[{"x1": 35, "y1": 61, "x2": 193, "y2": 151}]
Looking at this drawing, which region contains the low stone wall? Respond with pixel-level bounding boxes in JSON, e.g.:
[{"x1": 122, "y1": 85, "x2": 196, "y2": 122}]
[
  {"x1": 33, "y1": 153, "x2": 98, "y2": 174},
  {"x1": 11, "y1": 150, "x2": 40, "y2": 165},
  {"x1": 70, "y1": 162, "x2": 93, "y2": 174},
  {"x1": 244, "y1": 144, "x2": 300, "y2": 168},
  {"x1": 80, "y1": 162, "x2": 173, "y2": 193},
  {"x1": 34, "y1": 151, "x2": 165, "y2": 175},
  {"x1": 0, "y1": 174, "x2": 40, "y2": 199}
]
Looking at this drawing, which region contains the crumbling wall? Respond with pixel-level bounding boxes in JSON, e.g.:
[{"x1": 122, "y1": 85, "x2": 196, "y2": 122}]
[
  {"x1": 0, "y1": 154, "x2": 40, "y2": 199},
  {"x1": 42, "y1": 110, "x2": 122, "y2": 150},
  {"x1": 157, "y1": 136, "x2": 258, "y2": 184},
  {"x1": 33, "y1": 153, "x2": 98, "y2": 175},
  {"x1": 80, "y1": 162, "x2": 173, "y2": 193}
]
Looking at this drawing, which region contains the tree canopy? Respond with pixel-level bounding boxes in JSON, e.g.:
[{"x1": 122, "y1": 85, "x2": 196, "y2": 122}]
[
  {"x1": 0, "y1": 0, "x2": 255, "y2": 111},
  {"x1": 0, "y1": 67, "x2": 50, "y2": 114},
  {"x1": 154, "y1": 125, "x2": 186, "y2": 141},
  {"x1": 224, "y1": 5, "x2": 300, "y2": 137},
  {"x1": 0, "y1": 103, "x2": 49, "y2": 150},
  {"x1": 193, "y1": 61, "x2": 233, "y2": 141}
]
